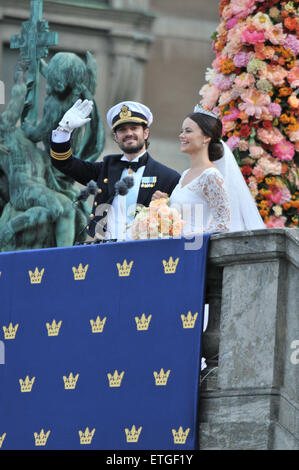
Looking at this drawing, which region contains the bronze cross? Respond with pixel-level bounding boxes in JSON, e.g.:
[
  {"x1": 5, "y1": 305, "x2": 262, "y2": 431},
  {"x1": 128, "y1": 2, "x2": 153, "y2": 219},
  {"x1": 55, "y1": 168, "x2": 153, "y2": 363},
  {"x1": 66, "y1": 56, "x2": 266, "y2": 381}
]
[{"x1": 10, "y1": 0, "x2": 58, "y2": 123}]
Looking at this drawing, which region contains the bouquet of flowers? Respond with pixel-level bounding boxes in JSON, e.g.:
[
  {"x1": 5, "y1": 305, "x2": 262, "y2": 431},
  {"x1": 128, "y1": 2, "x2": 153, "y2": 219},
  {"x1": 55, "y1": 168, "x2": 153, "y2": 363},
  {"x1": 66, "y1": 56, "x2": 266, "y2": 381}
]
[
  {"x1": 199, "y1": 0, "x2": 299, "y2": 228},
  {"x1": 131, "y1": 198, "x2": 185, "y2": 240}
]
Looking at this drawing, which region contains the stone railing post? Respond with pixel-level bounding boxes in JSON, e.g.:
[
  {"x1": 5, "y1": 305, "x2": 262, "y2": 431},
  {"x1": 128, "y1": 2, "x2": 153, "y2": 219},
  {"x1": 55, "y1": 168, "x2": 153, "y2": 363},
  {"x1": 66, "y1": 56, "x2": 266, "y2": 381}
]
[{"x1": 199, "y1": 228, "x2": 299, "y2": 450}]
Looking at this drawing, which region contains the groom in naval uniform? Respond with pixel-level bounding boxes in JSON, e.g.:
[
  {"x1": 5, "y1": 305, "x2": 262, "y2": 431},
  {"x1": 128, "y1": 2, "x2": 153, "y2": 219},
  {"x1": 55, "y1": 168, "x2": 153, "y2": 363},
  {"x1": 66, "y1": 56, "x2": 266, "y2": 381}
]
[{"x1": 50, "y1": 100, "x2": 180, "y2": 240}]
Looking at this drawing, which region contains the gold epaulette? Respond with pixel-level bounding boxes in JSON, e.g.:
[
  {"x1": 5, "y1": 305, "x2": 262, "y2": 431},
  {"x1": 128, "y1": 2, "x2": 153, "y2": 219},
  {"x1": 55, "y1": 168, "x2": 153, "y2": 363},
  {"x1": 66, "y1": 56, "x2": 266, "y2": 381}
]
[{"x1": 50, "y1": 148, "x2": 72, "y2": 160}]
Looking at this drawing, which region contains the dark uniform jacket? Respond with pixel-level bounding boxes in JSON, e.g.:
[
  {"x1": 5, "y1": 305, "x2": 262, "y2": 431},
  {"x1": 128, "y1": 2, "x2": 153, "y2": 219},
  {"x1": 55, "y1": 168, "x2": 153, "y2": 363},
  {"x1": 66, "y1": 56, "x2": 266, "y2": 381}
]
[{"x1": 50, "y1": 139, "x2": 181, "y2": 238}]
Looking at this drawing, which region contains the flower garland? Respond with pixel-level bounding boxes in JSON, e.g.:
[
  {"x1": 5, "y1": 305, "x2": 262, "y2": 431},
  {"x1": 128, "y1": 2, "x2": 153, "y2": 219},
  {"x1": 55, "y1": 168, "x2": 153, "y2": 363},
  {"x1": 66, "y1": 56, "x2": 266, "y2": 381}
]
[{"x1": 200, "y1": 0, "x2": 299, "y2": 228}]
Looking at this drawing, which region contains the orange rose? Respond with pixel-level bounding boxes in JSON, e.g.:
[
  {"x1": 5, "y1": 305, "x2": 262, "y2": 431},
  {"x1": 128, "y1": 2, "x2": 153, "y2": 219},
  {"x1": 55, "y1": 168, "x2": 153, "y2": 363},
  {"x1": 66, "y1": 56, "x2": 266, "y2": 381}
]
[
  {"x1": 265, "y1": 177, "x2": 276, "y2": 186},
  {"x1": 286, "y1": 123, "x2": 299, "y2": 134},
  {"x1": 287, "y1": 59, "x2": 297, "y2": 69},
  {"x1": 281, "y1": 163, "x2": 289, "y2": 175},
  {"x1": 220, "y1": 58, "x2": 235, "y2": 75},
  {"x1": 280, "y1": 47, "x2": 293, "y2": 59},
  {"x1": 288, "y1": 95, "x2": 299, "y2": 109},
  {"x1": 259, "y1": 208, "x2": 269, "y2": 217},
  {"x1": 284, "y1": 17, "x2": 297, "y2": 31},
  {"x1": 280, "y1": 113, "x2": 290, "y2": 124},
  {"x1": 279, "y1": 87, "x2": 293, "y2": 97}
]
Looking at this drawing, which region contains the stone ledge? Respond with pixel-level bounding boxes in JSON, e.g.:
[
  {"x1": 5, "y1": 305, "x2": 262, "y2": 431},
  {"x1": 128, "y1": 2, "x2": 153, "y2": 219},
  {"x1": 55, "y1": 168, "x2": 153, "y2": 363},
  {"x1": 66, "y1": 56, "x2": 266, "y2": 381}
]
[
  {"x1": 208, "y1": 228, "x2": 299, "y2": 268},
  {"x1": 199, "y1": 390, "x2": 299, "y2": 449},
  {"x1": 0, "y1": 0, "x2": 156, "y2": 30},
  {"x1": 199, "y1": 422, "x2": 273, "y2": 450}
]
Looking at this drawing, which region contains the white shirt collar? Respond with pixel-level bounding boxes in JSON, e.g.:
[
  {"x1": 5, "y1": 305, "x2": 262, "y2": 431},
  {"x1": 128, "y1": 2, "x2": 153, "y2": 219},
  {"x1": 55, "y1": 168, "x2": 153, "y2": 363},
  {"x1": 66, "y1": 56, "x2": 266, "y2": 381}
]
[{"x1": 121, "y1": 150, "x2": 147, "y2": 163}]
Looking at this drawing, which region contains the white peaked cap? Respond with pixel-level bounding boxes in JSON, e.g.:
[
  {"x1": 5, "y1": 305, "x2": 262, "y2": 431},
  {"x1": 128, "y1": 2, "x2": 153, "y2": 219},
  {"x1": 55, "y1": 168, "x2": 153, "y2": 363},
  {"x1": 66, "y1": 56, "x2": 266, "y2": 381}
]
[{"x1": 106, "y1": 101, "x2": 153, "y2": 130}]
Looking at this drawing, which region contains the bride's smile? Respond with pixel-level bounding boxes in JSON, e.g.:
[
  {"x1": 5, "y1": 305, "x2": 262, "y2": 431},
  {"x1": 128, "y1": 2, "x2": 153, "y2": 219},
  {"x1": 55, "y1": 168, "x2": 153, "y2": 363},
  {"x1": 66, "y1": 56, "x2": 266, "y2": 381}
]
[{"x1": 179, "y1": 117, "x2": 209, "y2": 156}]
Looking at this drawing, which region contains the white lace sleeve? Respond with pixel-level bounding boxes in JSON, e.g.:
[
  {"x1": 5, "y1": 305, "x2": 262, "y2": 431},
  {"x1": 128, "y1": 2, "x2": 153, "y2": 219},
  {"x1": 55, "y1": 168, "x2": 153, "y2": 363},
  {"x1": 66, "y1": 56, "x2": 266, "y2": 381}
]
[{"x1": 197, "y1": 170, "x2": 230, "y2": 232}]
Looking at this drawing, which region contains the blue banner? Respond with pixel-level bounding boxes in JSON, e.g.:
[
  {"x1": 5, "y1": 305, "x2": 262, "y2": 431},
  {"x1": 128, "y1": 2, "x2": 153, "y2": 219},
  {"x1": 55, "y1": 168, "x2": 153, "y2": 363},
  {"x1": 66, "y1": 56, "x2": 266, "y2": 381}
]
[{"x1": 0, "y1": 236, "x2": 210, "y2": 450}]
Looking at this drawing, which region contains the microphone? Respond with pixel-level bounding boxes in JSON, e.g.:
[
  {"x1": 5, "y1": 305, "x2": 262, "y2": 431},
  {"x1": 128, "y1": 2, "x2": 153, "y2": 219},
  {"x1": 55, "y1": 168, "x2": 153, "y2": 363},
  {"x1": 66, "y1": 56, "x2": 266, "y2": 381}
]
[
  {"x1": 76, "y1": 180, "x2": 98, "y2": 202},
  {"x1": 114, "y1": 176, "x2": 134, "y2": 196},
  {"x1": 74, "y1": 176, "x2": 134, "y2": 245}
]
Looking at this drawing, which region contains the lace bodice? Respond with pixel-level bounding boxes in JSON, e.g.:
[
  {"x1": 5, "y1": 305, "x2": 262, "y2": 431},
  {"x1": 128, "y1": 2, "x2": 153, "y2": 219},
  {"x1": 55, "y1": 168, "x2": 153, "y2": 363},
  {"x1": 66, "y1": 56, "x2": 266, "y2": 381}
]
[{"x1": 169, "y1": 167, "x2": 230, "y2": 234}]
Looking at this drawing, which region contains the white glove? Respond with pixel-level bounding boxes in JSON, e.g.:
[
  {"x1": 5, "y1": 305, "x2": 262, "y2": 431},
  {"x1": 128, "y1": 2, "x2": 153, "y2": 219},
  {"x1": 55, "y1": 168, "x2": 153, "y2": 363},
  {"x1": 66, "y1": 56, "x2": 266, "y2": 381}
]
[{"x1": 58, "y1": 99, "x2": 93, "y2": 133}]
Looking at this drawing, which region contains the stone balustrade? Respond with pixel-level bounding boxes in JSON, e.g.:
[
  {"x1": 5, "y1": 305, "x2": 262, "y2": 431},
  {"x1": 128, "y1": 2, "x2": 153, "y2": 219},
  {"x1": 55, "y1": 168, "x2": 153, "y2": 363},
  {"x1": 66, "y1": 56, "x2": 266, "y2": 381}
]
[{"x1": 199, "y1": 228, "x2": 299, "y2": 450}]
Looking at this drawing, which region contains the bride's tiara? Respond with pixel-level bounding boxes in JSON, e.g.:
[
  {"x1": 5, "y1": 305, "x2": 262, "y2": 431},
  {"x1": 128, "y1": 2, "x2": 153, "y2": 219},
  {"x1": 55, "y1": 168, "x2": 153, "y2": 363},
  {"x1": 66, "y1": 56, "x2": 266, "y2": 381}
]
[{"x1": 193, "y1": 104, "x2": 218, "y2": 119}]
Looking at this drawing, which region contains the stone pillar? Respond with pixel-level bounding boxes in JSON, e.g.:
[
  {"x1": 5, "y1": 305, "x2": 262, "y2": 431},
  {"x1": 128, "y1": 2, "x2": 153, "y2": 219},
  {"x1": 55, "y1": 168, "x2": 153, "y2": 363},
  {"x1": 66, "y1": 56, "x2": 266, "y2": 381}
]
[
  {"x1": 108, "y1": 30, "x2": 154, "y2": 106},
  {"x1": 199, "y1": 229, "x2": 299, "y2": 450}
]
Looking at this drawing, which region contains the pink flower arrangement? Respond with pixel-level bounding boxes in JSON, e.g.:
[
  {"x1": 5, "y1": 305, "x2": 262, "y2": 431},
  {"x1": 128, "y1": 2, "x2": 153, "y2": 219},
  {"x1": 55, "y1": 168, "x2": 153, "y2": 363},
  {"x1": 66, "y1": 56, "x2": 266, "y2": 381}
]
[
  {"x1": 270, "y1": 187, "x2": 283, "y2": 204},
  {"x1": 249, "y1": 144, "x2": 264, "y2": 158},
  {"x1": 228, "y1": 0, "x2": 256, "y2": 19},
  {"x1": 213, "y1": 74, "x2": 233, "y2": 91},
  {"x1": 226, "y1": 135, "x2": 240, "y2": 150},
  {"x1": 217, "y1": 90, "x2": 233, "y2": 107},
  {"x1": 222, "y1": 107, "x2": 240, "y2": 121},
  {"x1": 265, "y1": 24, "x2": 286, "y2": 45},
  {"x1": 242, "y1": 27, "x2": 265, "y2": 44},
  {"x1": 239, "y1": 139, "x2": 249, "y2": 151},
  {"x1": 268, "y1": 102, "x2": 282, "y2": 117},
  {"x1": 233, "y1": 51, "x2": 250, "y2": 68},
  {"x1": 222, "y1": 119, "x2": 237, "y2": 135},
  {"x1": 226, "y1": 24, "x2": 248, "y2": 55},
  {"x1": 226, "y1": 17, "x2": 239, "y2": 30},
  {"x1": 279, "y1": 186, "x2": 292, "y2": 204},
  {"x1": 234, "y1": 72, "x2": 255, "y2": 88},
  {"x1": 200, "y1": 0, "x2": 299, "y2": 228},
  {"x1": 258, "y1": 155, "x2": 282, "y2": 175},
  {"x1": 254, "y1": 44, "x2": 276, "y2": 60},
  {"x1": 272, "y1": 140, "x2": 295, "y2": 161},
  {"x1": 259, "y1": 64, "x2": 288, "y2": 86},
  {"x1": 239, "y1": 89, "x2": 271, "y2": 118},
  {"x1": 287, "y1": 66, "x2": 299, "y2": 88},
  {"x1": 266, "y1": 215, "x2": 287, "y2": 228},
  {"x1": 284, "y1": 35, "x2": 299, "y2": 56},
  {"x1": 253, "y1": 166, "x2": 265, "y2": 179},
  {"x1": 199, "y1": 84, "x2": 220, "y2": 109},
  {"x1": 252, "y1": 12, "x2": 273, "y2": 31},
  {"x1": 268, "y1": 185, "x2": 291, "y2": 205},
  {"x1": 257, "y1": 127, "x2": 283, "y2": 145}
]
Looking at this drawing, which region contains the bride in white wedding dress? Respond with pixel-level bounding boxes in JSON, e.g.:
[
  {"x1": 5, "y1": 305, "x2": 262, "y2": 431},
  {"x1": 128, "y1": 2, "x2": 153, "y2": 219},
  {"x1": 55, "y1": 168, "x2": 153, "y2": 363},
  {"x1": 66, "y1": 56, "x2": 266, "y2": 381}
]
[{"x1": 153, "y1": 107, "x2": 265, "y2": 235}]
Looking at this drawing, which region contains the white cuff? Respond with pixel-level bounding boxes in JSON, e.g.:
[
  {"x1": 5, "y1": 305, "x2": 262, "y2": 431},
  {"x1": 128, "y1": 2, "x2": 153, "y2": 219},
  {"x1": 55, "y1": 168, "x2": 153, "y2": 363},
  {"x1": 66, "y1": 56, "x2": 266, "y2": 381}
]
[{"x1": 52, "y1": 129, "x2": 71, "y2": 143}]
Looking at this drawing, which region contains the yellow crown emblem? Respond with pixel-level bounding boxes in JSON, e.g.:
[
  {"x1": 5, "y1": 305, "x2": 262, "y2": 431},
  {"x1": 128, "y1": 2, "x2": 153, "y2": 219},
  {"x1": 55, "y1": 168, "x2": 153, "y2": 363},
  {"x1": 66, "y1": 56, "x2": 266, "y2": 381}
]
[
  {"x1": 34, "y1": 429, "x2": 51, "y2": 446},
  {"x1": 78, "y1": 427, "x2": 96, "y2": 445},
  {"x1": 135, "y1": 313, "x2": 152, "y2": 331},
  {"x1": 107, "y1": 370, "x2": 125, "y2": 387},
  {"x1": 28, "y1": 267, "x2": 45, "y2": 284},
  {"x1": 153, "y1": 368, "x2": 171, "y2": 386},
  {"x1": 63, "y1": 372, "x2": 79, "y2": 390},
  {"x1": 162, "y1": 257, "x2": 179, "y2": 274},
  {"x1": 125, "y1": 425, "x2": 142, "y2": 443},
  {"x1": 19, "y1": 375, "x2": 36, "y2": 393},
  {"x1": 116, "y1": 259, "x2": 134, "y2": 277},
  {"x1": 0, "y1": 272, "x2": 2, "y2": 278},
  {"x1": 3, "y1": 322, "x2": 19, "y2": 340},
  {"x1": 181, "y1": 311, "x2": 198, "y2": 329},
  {"x1": 72, "y1": 263, "x2": 89, "y2": 280},
  {"x1": 120, "y1": 105, "x2": 132, "y2": 119},
  {"x1": 172, "y1": 426, "x2": 190, "y2": 444},
  {"x1": 90, "y1": 316, "x2": 107, "y2": 334},
  {"x1": 46, "y1": 320, "x2": 62, "y2": 337},
  {"x1": 0, "y1": 433, "x2": 6, "y2": 449}
]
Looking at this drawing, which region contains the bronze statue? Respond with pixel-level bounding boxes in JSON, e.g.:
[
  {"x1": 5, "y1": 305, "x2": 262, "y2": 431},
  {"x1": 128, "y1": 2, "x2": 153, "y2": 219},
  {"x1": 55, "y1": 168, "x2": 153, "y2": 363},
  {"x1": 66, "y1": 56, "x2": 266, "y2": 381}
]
[{"x1": 0, "y1": 0, "x2": 105, "y2": 252}]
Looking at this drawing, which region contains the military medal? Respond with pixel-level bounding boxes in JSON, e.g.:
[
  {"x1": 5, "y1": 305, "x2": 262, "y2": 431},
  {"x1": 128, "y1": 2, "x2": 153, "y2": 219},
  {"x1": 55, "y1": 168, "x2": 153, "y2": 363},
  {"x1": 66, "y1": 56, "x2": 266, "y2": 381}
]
[{"x1": 141, "y1": 176, "x2": 157, "y2": 188}]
